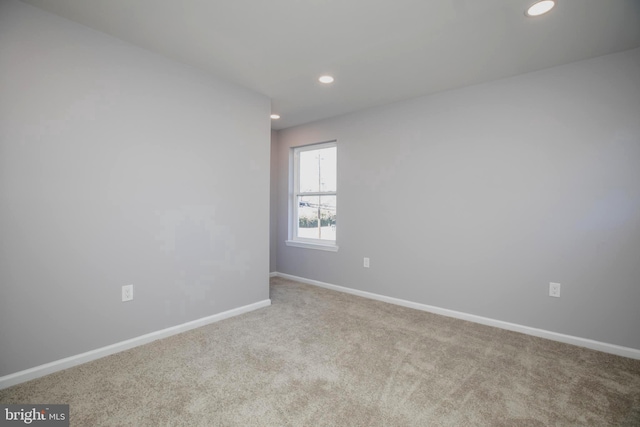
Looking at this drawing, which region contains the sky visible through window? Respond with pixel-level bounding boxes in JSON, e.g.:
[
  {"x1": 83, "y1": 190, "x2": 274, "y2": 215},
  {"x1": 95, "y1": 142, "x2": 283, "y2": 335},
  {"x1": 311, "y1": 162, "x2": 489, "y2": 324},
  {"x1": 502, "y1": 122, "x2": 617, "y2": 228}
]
[{"x1": 299, "y1": 146, "x2": 336, "y2": 192}]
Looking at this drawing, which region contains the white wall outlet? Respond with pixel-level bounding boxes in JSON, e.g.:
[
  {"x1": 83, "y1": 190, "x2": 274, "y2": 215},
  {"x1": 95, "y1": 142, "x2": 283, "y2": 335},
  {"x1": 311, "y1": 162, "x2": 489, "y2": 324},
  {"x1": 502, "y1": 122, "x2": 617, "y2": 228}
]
[
  {"x1": 122, "y1": 284, "x2": 133, "y2": 302},
  {"x1": 363, "y1": 257, "x2": 370, "y2": 268},
  {"x1": 549, "y1": 282, "x2": 561, "y2": 298}
]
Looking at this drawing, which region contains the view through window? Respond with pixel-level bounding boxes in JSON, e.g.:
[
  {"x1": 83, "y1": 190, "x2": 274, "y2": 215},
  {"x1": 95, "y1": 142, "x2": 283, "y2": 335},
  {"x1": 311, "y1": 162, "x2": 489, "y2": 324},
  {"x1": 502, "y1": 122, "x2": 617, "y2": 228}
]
[{"x1": 294, "y1": 142, "x2": 336, "y2": 243}]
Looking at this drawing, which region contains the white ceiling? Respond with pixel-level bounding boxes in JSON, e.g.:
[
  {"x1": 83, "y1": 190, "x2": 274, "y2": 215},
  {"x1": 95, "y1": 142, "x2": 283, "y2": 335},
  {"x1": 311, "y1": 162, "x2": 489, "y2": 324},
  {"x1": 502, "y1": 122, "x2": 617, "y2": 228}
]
[{"x1": 20, "y1": 0, "x2": 640, "y2": 130}]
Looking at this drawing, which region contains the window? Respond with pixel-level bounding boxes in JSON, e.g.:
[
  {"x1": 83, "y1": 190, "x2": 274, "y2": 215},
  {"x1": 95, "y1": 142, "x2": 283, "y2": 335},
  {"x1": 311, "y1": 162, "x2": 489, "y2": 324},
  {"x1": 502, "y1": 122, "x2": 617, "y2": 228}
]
[{"x1": 286, "y1": 141, "x2": 337, "y2": 251}]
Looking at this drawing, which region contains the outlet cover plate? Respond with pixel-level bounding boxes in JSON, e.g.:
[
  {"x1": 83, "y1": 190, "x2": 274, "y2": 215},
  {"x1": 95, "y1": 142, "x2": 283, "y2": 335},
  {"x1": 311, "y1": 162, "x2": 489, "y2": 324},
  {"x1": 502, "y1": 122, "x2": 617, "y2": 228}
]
[
  {"x1": 122, "y1": 284, "x2": 133, "y2": 302},
  {"x1": 549, "y1": 282, "x2": 561, "y2": 298}
]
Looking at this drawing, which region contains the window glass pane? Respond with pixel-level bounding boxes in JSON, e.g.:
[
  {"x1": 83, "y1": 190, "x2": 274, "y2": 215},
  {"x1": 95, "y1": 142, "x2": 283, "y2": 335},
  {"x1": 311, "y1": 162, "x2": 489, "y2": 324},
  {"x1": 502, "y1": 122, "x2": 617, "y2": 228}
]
[
  {"x1": 297, "y1": 195, "x2": 336, "y2": 241},
  {"x1": 299, "y1": 151, "x2": 320, "y2": 193},
  {"x1": 299, "y1": 146, "x2": 336, "y2": 193},
  {"x1": 319, "y1": 147, "x2": 337, "y2": 192},
  {"x1": 297, "y1": 195, "x2": 319, "y2": 238},
  {"x1": 319, "y1": 195, "x2": 336, "y2": 241}
]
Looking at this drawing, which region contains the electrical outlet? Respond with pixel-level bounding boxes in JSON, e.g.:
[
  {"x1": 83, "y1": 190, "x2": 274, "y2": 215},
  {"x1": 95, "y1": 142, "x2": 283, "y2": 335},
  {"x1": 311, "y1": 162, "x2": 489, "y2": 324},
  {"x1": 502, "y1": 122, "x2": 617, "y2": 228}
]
[
  {"x1": 363, "y1": 257, "x2": 370, "y2": 268},
  {"x1": 549, "y1": 282, "x2": 561, "y2": 298},
  {"x1": 122, "y1": 284, "x2": 133, "y2": 302}
]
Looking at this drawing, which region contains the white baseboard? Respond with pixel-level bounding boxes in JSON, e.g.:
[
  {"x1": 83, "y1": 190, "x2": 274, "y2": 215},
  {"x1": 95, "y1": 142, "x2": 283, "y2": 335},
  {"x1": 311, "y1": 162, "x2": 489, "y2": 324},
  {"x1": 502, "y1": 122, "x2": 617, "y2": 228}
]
[
  {"x1": 273, "y1": 272, "x2": 640, "y2": 360},
  {"x1": 0, "y1": 299, "x2": 271, "y2": 390},
  {"x1": 269, "y1": 272, "x2": 278, "y2": 278}
]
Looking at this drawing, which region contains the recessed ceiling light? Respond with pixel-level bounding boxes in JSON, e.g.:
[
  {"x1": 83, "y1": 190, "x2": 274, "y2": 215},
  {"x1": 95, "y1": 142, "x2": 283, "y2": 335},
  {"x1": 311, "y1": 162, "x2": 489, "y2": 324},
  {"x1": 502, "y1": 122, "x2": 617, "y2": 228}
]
[
  {"x1": 270, "y1": 114, "x2": 280, "y2": 120},
  {"x1": 525, "y1": 0, "x2": 556, "y2": 17},
  {"x1": 318, "y1": 75, "x2": 334, "y2": 84}
]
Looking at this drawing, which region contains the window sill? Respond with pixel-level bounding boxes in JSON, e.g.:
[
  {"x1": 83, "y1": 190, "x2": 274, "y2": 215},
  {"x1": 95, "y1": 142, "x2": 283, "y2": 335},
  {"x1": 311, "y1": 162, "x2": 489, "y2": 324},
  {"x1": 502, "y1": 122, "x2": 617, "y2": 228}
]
[{"x1": 285, "y1": 240, "x2": 339, "y2": 252}]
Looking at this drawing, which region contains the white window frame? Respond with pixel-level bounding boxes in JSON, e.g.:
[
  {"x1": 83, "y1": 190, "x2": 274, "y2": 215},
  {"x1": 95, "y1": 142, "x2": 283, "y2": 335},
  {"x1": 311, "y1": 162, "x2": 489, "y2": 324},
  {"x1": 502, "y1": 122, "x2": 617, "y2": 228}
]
[{"x1": 286, "y1": 141, "x2": 338, "y2": 252}]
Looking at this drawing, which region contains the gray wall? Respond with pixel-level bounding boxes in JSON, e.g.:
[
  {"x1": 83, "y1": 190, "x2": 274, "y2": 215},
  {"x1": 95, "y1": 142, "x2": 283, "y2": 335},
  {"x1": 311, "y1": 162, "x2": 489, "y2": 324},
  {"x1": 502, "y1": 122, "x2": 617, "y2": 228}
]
[
  {"x1": 275, "y1": 48, "x2": 640, "y2": 350},
  {"x1": 270, "y1": 130, "x2": 279, "y2": 273},
  {"x1": 0, "y1": 0, "x2": 270, "y2": 376}
]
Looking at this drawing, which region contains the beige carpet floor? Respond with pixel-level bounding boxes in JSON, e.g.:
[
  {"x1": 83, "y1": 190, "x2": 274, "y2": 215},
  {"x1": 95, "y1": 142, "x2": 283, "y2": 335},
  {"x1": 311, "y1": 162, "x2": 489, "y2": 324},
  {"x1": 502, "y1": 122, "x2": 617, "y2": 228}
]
[{"x1": 2, "y1": 277, "x2": 640, "y2": 426}]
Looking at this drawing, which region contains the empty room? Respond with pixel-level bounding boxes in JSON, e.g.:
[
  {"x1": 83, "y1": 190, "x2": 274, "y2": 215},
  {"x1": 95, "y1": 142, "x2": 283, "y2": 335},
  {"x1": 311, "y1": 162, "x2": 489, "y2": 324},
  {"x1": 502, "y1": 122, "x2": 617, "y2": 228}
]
[{"x1": 1, "y1": 0, "x2": 639, "y2": 425}]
